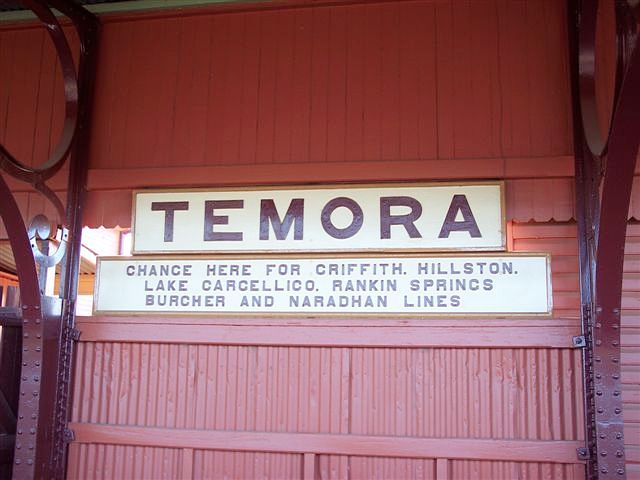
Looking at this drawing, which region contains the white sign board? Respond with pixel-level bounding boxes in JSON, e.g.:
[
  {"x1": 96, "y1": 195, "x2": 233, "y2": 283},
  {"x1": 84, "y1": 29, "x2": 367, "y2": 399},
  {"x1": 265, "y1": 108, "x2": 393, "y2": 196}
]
[
  {"x1": 94, "y1": 254, "x2": 551, "y2": 316},
  {"x1": 132, "y1": 183, "x2": 505, "y2": 254}
]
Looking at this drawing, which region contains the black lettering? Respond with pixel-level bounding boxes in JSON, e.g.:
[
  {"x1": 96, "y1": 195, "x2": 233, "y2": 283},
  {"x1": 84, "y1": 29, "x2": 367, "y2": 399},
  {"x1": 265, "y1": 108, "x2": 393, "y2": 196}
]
[
  {"x1": 260, "y1": 199, "x2": 304, "y2": 240},
  {"x1": 438, "y1": 194, "x2": 481, "y2": 238},
  {"x1": 151, "y1": 201, "x2": 189, "y2": 242},
  {"x1": 321, "y1": 197, "x2": 364, "y2": 239},
  {"x1": 380, "y1": 196, "x2": 422, "y2": 239},
  {"x1": 204, "y1": 200, "x2": 243, "y2": 241}
]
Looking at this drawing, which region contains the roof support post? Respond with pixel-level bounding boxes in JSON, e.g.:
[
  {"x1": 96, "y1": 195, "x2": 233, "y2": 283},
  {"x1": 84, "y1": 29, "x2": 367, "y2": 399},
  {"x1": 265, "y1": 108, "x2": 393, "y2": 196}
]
[
  {"x1": 0, "y1": 1, "x2": 98, "y2": 478},
  {"x1": 569, "y1": 1, "x2": 640, "y2": 478}
]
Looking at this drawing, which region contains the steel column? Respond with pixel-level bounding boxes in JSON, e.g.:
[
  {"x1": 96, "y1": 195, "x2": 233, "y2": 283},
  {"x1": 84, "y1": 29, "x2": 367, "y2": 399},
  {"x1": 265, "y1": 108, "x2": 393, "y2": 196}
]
[
  {"x1": 569, "y1": 0, "x2": 640, "y2": 478},
  {"x1": 0, "y1": 1, "x2": 98, "y2": 478}
]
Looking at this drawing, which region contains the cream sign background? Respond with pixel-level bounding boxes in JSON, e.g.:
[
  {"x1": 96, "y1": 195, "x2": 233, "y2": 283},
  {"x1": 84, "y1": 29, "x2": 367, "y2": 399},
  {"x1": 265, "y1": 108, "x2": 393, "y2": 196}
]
[
  {"x1": 132, "y1": 183, "x2": 505, "y2": 253},
  {"x1": 94, "y1": 255, "x2": 551, "y2": 315}
]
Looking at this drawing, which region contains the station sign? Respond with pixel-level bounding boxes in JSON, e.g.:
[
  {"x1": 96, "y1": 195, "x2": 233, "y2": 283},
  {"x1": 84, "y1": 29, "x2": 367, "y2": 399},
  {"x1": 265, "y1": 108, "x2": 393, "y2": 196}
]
[
  {"x1": 94, "y1": 254, "x2": 551, "y2": 316},
  {"x1": 132, "y1": 183, "x2": 505, "y2": 254}
]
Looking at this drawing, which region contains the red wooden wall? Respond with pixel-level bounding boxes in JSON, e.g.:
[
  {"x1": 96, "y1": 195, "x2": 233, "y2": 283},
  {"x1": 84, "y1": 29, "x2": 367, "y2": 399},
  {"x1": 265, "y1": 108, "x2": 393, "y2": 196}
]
[{"x1": 0, "y1": 0, "x2": 639, "y2": 478}]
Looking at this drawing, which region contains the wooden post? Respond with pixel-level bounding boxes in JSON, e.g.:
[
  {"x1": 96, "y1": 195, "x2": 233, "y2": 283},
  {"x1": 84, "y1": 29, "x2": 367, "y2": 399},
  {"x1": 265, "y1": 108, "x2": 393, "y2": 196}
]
[{"x1": 436, "y1": 458, "x2": 449, "y2": 480}]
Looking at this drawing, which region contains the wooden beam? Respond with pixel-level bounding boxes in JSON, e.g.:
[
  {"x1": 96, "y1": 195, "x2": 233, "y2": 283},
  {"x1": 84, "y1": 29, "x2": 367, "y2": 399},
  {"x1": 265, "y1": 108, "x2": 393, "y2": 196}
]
[
  {"x1": 74, "y1": 322, "x2": 580, "y2": 348},
  {"x1": 69, "y1": 423, "x2": 585, "y2": 465}
]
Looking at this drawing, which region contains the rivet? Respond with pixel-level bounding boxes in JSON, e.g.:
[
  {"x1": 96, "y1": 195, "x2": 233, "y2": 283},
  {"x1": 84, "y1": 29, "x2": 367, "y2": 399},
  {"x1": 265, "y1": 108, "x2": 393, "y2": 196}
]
[
  {"x1": 35, "y1": 319, "x2": 40, "y2": 324},
  {"x1": 15, "y1": 459, "x2": 21, "y2": 465},
  {"x1": 615, "y1": 408, "x2": 621, "y2": 414},
  {"x1": 617, "y1": 468, "x2": 624, "y2": 475},
  {"x1": 596, "y1": 390, "x2": 603, "y2": 396},
  {"x1": 613, "y1": 390, "x2": 620, "y2": 396},
  {"x1": 33, "y1": 376, "x2": 39, "y2": 382},
  {"x1": 16, "y1": 444, "x2": 21, "y2": 450},
  {"x1": 21, "y1": 376, "x2": 26, "y2": 381},
  {"x1": 18, "y1": 415, "x2": 23, "y2": 419},
  {"x1": 35, "y1": 361, "x2": 40, "y2": 367},
  {"x1": 612, "y1": 358, "x2": 619, "y2": 363},
  {"x1": 596, "y1": 322, "x2": 602, "y2": 328},
  {"x1": 22, "y1": 362, "x2": 27, "y2": 366},
  {"x1": 596, "y1": 339, "x2": 602, "y2": 345},
  {"x1": 17, "y1": 429, "x2": 22, "y2": 435},
  {"x1": 612, "y1": 373, "x2": 620, "y2": 379},
  {"x1": 598, "y1": 407, "x2": 604, "y2": 413},
  {"x1": 23, "y1": 348, "x2": 28, "y2": 352},
  {"x1": 601, "y1": 467, "x2": 608, "y2": 474},
  {"x1": 29, "y1": 428, "x2": 35, "y2": 434},
  {"x1": 595, "y1": 356, "x2": 602, "y2": 362},
  {"x1": 612, "y1": 324, "x2": 619, "y2": 329},
  {"x1": 23, "y1": 333, "x2": 28, "y2": 338},
  {"x1": 600, "y1": 433, "x2": 606, "y2": 439},
  {"x1": 34, "y1": 305, "x2": 39, "y2": 310},
  {"x1": 28, "y1": 444, "x2": 33, "y2": 450},
  {"x1": 31, "y1": 414, "x2": 36, "y2": 419},
  {"x1": 601, "y1": 450, "x2": 608, "y2": 457},
  {"x1": 32, "y1": 391, "x2": 38, "y2": 397},
  {"x1": 616, "y1": 450, "x2": 623, "y2": 458},
  {"x1": 22, "y1": 305, "x2": 27, "y2": 310},
  {"x1": 26, "y1": 459, "x2": 33, "y2": 465},
  {"x1": 36, "y1": 334, "x2": 41, "y2": 339},
  {"x1": 616, "y1": 432, "x2": 623, "y2": 439},
  {"x1": 596, "y1": 373, "x2": 602, "y2": 379},
  {"x1": 20, "y1": 391, "x2": 25, "y2": 396},
  {"x1": 612, "y1": 341, "x2": 619, "y2": 346},
  {"x1": 596, "y1": 307, "x2": 603, "y2": 313},
  {"x1": 35, "y1": 347, "x2": 41, "y2": 352}
]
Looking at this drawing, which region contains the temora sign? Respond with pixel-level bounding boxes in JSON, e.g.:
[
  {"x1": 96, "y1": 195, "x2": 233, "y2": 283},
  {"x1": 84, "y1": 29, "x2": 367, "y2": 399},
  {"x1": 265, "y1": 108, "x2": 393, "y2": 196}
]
[{"x1": 132, "y1": 182, "x2": 505, "y2": 254}]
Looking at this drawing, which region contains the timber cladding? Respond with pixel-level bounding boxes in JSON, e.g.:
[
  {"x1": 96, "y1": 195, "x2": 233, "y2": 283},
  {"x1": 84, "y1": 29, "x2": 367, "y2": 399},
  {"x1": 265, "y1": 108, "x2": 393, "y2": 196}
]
[{"x1": 67, "y1": 223, "x2": 590, "y2": 479}]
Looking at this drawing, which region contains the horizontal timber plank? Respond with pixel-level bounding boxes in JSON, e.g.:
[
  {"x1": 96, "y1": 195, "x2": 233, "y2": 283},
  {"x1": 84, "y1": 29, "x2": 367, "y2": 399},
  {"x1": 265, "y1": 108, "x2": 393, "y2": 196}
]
[
  {"x1": 84, "y1": 158, "x2": 573, "y2": 191},
  {"x1": 69, "y1": 423, "x2": 584, "y2": 464},
  {"x1": 76, "y1": 321, "x2": 580, "y2": 348}
]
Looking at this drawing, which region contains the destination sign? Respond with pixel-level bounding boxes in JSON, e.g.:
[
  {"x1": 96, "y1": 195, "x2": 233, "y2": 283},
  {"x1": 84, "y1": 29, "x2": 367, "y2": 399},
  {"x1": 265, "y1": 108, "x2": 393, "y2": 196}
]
[
  {"x1": 94, "y1": 254, "x2": 551, "y2": 315},
  {"x1": 132, "y1": 183, "x2": 505, "y2": 253}
]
